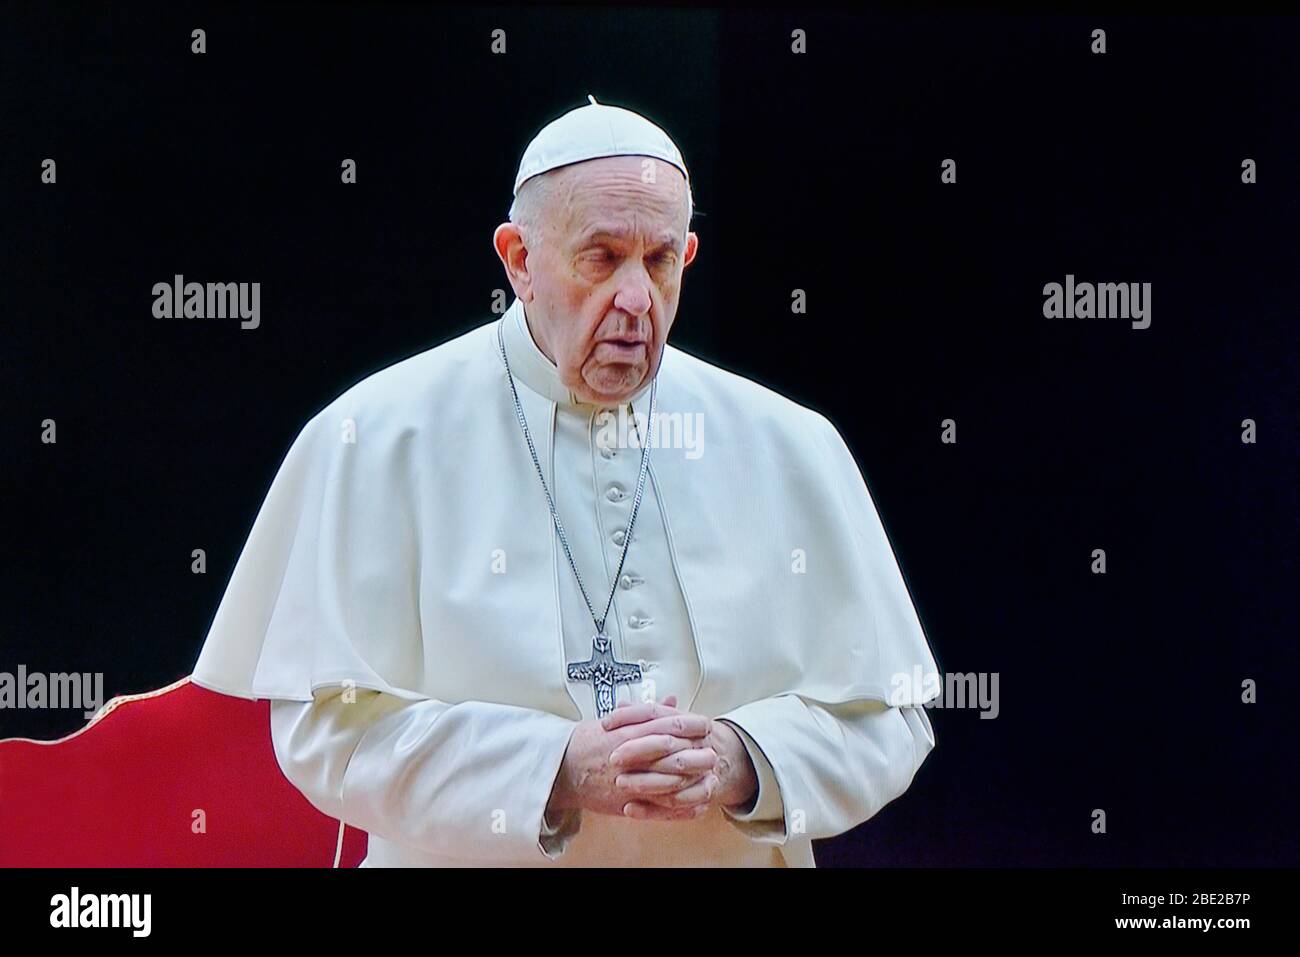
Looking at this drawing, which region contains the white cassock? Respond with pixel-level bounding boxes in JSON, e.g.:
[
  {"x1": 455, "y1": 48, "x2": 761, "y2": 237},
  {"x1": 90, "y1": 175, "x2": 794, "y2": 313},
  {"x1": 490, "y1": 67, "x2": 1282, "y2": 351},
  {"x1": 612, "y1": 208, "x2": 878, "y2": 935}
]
[{"x1": 192, "y1": 296, "x2": 941, "y2": 867}]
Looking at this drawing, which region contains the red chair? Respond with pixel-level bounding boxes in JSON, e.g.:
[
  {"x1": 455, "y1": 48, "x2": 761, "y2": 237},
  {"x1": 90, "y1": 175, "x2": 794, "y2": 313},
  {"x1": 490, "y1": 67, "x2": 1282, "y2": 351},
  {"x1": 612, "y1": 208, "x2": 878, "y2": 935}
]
[{"x1": 0, "y1": 677, "x2": 367, "y2": 867}]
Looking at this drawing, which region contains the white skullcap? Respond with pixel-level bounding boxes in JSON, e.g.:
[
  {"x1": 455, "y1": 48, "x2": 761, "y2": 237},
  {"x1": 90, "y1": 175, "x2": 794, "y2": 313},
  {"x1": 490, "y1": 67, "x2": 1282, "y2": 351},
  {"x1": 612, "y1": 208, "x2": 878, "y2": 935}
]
[{"x1": 512, "y1": 94, "x2": 690, "y2": 196}]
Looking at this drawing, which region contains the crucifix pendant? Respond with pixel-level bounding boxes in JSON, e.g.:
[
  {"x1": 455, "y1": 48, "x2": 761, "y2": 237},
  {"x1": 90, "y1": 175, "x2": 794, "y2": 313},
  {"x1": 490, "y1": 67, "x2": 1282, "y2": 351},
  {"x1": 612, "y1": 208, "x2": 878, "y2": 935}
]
[{"x1": 566, "y1": 633, "x2": 644, "y2": 718}]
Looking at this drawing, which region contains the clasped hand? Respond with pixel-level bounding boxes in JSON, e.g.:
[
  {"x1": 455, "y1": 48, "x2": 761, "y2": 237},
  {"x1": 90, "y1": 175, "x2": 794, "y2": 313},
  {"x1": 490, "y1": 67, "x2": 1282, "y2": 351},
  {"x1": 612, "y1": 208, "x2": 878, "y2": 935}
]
[{"x1": 550, "y1": 695, "x2": 757, "y2": 821}]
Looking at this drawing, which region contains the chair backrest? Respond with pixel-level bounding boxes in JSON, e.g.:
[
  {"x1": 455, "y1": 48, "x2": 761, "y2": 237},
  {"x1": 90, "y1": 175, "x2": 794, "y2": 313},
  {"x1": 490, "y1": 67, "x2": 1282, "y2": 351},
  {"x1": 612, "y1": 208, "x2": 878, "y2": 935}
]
[{"x1": 0, "y1": 677, "x2": 367, "y2": 867}]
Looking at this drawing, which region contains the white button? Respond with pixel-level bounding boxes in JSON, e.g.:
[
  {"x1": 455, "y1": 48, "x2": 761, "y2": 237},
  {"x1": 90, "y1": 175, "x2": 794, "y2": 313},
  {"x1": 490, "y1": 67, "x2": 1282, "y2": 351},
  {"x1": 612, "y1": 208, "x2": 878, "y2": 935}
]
[
  {"x1": 606, "y1": 484, "x2": 625, "y2": 502},
  {"x1": 599, "y1": 447, "x2": 614, "y2": 459},
  {"x1": 619, "y1": 574, "x2": 635, "y2": 590},
  {"x1": 611, "y1": 529, "x2": 625, "y2": 546}
]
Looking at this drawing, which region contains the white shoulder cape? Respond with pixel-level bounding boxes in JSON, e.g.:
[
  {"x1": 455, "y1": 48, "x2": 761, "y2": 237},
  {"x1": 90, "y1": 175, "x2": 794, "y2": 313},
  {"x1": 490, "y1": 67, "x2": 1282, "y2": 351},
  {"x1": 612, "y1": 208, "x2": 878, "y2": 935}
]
[{"x1": 192, "y1": 314, "x2": 940, "y2": 715}]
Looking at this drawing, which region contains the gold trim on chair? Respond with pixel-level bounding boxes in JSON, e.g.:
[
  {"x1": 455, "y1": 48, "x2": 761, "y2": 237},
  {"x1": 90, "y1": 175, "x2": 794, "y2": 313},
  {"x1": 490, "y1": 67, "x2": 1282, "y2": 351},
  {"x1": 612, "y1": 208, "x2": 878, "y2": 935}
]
[{"x1": 0, "y1": 675, "x2": 193, "y2": 746}]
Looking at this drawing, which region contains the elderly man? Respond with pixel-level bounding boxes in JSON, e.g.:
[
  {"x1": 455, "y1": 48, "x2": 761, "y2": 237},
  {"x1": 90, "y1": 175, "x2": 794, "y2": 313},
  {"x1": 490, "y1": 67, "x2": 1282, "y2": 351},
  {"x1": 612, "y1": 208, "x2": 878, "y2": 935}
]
[{"x1": 192, "y1": 95, "x2": 940, "y2": 867}]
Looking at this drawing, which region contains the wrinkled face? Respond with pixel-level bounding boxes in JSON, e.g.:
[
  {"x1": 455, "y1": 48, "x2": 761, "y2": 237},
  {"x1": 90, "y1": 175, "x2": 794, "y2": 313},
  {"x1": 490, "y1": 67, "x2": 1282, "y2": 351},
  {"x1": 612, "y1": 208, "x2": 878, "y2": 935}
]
[{"x1": 494, "y1": 155, "x2": 699, "y2": 405}]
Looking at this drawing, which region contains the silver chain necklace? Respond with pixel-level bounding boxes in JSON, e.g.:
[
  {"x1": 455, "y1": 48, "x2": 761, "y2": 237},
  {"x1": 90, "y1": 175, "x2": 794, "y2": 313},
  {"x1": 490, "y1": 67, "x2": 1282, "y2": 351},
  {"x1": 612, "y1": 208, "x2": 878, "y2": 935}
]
[{"x1": 497, "y1": 319, "x2": 660, "y2": 716}]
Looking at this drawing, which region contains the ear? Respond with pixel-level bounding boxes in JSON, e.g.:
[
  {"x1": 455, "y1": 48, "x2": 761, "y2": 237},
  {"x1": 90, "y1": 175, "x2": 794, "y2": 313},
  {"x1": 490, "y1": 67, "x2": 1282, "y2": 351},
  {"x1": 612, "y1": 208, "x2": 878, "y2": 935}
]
[
  {"x1": 493, "y1": 222, "x2": 533, "y2": 300},
  {"x1": 682, "y1": 231, "x2": 700, "y2": 269}
]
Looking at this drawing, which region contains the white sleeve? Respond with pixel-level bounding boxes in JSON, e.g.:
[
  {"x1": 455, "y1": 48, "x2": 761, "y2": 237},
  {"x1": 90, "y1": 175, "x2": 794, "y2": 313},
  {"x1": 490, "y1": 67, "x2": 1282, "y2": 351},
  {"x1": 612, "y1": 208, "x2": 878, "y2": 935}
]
[
  {"x1": 269, "y1": 687, "x2": 583, "y2": 863},
  {"x1": 713, "y1": 696, "x2": 935, "y2": 845}
]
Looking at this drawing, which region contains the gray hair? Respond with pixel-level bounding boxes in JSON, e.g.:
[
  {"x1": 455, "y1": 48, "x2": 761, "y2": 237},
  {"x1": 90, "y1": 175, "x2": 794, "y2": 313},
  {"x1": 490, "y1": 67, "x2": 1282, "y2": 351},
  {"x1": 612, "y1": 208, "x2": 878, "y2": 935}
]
[{"x1": 509, "y1": 162, "x2": 694, "y2": 240}]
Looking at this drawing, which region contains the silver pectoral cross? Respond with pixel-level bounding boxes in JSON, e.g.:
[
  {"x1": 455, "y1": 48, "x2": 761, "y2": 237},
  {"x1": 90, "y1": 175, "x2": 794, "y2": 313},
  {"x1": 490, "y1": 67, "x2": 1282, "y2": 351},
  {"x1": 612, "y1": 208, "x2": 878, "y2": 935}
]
[{"x1": 566, "y1": 633, "x2": 644, "y2": 718}]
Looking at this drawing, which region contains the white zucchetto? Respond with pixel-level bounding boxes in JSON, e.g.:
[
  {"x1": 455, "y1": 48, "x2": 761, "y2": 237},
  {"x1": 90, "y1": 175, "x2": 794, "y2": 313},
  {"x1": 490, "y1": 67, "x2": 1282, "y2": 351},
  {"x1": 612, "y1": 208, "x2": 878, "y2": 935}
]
[{"x1": 512, "y1": 94, "x2": 690, "y2": 196}]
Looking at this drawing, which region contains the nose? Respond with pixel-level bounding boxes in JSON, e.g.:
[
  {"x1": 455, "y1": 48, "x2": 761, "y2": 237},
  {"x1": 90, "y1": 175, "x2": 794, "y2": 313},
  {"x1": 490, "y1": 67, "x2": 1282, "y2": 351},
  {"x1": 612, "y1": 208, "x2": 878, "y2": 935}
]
[{"x1": 612, "y1": 279, "x2": 652, "y2": 320}]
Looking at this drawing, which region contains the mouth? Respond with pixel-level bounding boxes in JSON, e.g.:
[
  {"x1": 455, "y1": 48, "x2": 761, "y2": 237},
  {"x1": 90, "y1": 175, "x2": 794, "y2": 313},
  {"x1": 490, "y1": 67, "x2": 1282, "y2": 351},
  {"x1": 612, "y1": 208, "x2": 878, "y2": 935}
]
[{"x1": 594, "y1": 339, "x2": 648, "y2": 361}]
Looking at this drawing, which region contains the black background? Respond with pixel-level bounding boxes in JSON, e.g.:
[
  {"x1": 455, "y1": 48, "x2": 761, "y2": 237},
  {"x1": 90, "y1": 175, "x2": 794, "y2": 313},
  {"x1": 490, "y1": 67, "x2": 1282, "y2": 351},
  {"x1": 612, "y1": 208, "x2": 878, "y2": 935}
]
[{"x1": 2, "y1": 3, "x2": 1295, "y2": 866}]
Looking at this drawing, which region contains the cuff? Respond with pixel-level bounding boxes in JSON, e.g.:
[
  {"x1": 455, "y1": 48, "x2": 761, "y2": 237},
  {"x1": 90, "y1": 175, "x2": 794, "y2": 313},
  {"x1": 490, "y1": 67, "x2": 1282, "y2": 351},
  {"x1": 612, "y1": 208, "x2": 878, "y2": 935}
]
[
  {"x1": 718, "y1": 719, "x2": 784, "y2": 821},
  {"x1": 716, "y1": 717, "x2": 788, "y2": 844},
  {"x1": 538, "y1": 805, "x2": 583, "y2": 859}
]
